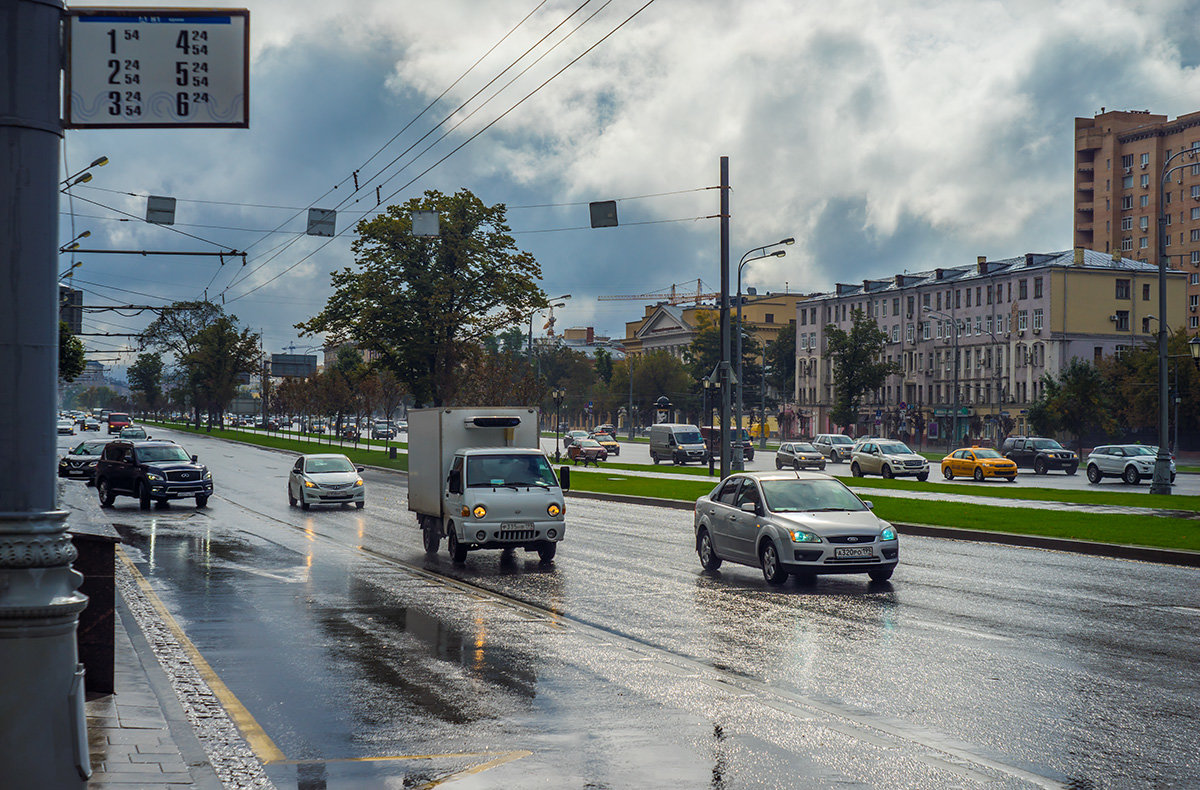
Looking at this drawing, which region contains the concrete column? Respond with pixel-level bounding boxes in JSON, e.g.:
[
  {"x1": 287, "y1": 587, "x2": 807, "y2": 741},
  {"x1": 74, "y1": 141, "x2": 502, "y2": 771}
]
[{"x1": 0, "y1": 0, "x2": 91, "y2": 785}]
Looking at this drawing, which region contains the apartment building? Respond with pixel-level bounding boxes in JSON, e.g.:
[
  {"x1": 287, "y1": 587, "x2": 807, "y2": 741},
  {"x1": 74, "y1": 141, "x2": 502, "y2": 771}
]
[
  {"x1": 620, "y1": 292, "x2": 807, "y2": 359},
  {"x1": 794, "y1": 249, "x2": 1186, "y2": 444},
  {"x1": 1074, "y1": 109, "x2": 1200, "y2": 330}
]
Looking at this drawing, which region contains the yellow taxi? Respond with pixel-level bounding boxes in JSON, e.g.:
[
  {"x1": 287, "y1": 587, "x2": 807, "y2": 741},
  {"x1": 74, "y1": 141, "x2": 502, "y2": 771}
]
[{"x1": 941, "y1": 446, "x2": 1018, "y2": 482}]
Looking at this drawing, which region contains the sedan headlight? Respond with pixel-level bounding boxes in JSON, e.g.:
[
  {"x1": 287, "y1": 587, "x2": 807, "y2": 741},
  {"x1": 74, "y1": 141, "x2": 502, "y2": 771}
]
[
  {"x1": 472, "y1": 505, "x2": 487, "y2": 519},
  {"x1": 303, "y1": 479, "x2": 317, "y2": 488},
  {"x1": 789, "y1": 529, "x2": 823, "y2": 543},
  {"x1": 880, "y1": 526, "x2": 897, "y2": 541},
  {"x1": 354, "y1": 477, "x2": 364, "y2": 486},
  {"x1": 146, "y1": 472, "x2": 164, "y2": 482},
  {"x1": 547, "y1": 503, "x2": 562, "y2": 517}
]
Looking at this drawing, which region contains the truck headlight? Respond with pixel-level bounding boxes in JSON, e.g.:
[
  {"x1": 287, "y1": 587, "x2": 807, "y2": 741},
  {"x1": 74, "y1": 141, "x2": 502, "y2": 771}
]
[
  {"x1": 473, "y1": 505, "x2": 487, "y2": 519},
  {"x1": 547, "y1": 503, "x2": 562, "y2": 517},
  {"x1": 146, "y1": 472, "x2": 164, "y2": 482},
  {"x1": 204, "y1": 470, "x2": 212, "y2": 480}
]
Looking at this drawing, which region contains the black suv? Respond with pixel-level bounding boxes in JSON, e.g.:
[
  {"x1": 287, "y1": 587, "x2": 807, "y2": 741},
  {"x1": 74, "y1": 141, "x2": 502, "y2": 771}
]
[
  {"x1": 94, "y1": 440, "x2": 213, "y2": 509},
  {"x1": 1000, "y1": 436, "x2": 1078, "y2": 475}
]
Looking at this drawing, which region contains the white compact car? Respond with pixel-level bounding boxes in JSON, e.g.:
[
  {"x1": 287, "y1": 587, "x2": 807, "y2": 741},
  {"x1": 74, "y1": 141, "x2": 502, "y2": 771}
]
[
  {"x1": 1085, "y1": 445, "x2": 1176, "y2": 485},
  {"x1": 694, "y1": 471, "x2": 898, "y2": 585},
  {"x1": 288, "y1": 454, "x2": 365, "y2": 510}
]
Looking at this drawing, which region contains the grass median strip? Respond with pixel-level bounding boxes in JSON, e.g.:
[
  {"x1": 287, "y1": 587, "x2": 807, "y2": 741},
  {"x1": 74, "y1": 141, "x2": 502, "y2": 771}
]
[{"x1": 566, "y1": 470, "x2": 1200, "y2": 553}]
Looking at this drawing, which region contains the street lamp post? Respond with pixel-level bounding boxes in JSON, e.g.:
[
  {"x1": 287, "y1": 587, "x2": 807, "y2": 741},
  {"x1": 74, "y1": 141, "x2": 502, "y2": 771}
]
[
  {"x1": 527, "y1": 294, "x2": 571, "y2": 365},
  {"x1": 925, "y1": 307, "x2": 960, "y2": 450},
  {"x1": 552, "y1": 388, "x2": 566, "y2": 461},
  {"x1": 1151, "y1": 150, "x2": 1200, "y2": 493},
  {"x1": 734, "y1": 238, "x2": 793, "y2": 470}
]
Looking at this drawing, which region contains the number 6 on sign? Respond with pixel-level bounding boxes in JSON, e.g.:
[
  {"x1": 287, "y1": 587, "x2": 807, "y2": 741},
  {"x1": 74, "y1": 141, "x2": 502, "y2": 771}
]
[{"x1": 64, "y1": 8, "x2": 249, "y2": 129}]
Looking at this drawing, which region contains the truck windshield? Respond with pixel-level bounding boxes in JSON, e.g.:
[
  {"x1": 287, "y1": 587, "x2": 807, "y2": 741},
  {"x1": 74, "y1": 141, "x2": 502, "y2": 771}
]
[
  {"x1": 675, "y1": 430, "x2": 703, "y2": 445},
  {"x1": 467, "y1": 454, "x2": 558, "y2": 488}
]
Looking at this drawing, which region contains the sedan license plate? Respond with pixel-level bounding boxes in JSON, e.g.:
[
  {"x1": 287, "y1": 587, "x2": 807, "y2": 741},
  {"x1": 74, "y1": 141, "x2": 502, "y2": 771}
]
[{"x1": 834, "y1": 546, "x2": 874, "y2": 559}]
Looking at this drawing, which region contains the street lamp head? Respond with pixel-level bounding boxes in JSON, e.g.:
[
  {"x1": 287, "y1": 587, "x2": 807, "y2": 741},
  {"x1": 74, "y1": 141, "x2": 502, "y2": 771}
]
[
  {"x1": 90, "y1": 156, "x2": 109, "y2": 168},
  {"x1": 780, "y1": 237, "x2": 795, "y2": 246},
  {"x1": 1189, "y1": 336, "x2": 1200, "y2": 367},
  {"x1": 771, "y1": 250, "x2": 786, "y2": 258}
]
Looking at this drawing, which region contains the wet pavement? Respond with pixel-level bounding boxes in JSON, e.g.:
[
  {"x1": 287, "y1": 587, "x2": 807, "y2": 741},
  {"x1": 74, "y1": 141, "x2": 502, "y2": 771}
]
[{"x1": 60, "y1": 427, "x2": 1200, "y2": 788}]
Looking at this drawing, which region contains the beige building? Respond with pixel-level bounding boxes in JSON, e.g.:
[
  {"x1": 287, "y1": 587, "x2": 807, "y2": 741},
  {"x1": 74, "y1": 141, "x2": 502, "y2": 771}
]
[
  {"x1": 620, "y1": 292, "x2": 807, "y2": 359},
  {"x1": 795, "y1": 249, "x2": 1186, "y2": 443},
  {"x1": 1074, "y1": 109, "x2": 1200, "y2": 330}
]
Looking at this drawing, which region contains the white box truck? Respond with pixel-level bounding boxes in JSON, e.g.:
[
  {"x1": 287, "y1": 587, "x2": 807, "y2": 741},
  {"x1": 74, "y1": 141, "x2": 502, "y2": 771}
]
[{"x1": 408, "y1": 407, "x2": 568, "y2": 563}]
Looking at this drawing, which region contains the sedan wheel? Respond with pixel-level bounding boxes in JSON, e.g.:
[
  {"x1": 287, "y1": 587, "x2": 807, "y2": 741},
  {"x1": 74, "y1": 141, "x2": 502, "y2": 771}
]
[
  {"x1": 775, "y1": 459, "x2": 783, "y2": 470},
  {"x1": 973, "y1": 467, "x2": 985, "y2": 482},
  {"x1": 697, "y1": 528, "x2": 722, "y2": 571},
  {"x1": 1123, "y1": 465, "x2": 1141, "y2": 485},
  {"x1": 868, "y1": 566, "x2": 894, "y2": 582},
  {"x1": 1086, "y1": 465, "x2": 1102, "y2": 484},
  {"x1": 793, "y1": 461, "x2": 801, "y2": 471},
  {"x1": 760, "y1": 541, "x2": 789, "y2": 585},
  {"x1": 943, "y1": 466, "x2": 954, "y2": 480}
]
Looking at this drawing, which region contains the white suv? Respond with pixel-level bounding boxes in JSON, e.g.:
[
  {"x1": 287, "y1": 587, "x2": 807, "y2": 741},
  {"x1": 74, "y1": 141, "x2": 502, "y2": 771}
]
[
  {"x1": 850, "y1": 440, "x2": 930, "y2": 481},
  {"x1": 812, "y1": 434, "x2": 855, "y2": 463},
  {"x1": 1085, "y1": 445, "x2": 1176, "y2": 485}
]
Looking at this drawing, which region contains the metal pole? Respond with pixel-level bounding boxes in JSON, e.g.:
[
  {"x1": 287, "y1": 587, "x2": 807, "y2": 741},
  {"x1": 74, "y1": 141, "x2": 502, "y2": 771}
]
[
  {"x1": 760, "y1": 366, "x2": 767, "y2": 448},
  {"x1": 952, "y1": 321, "x2": 960, "y2": 450},
  {"x1": 627, "y1": 356, "x2": 634, "y2": 441},
  {"x1": 1151, "y1": 155, "x2": 1178, "y2": 494},
  {"x1": 734, "y1": 269, "x2": 744, "y2": 470},
  {"x1": 0, "y1": 1, "x2": 90, "y2": 785},
  {"x1": 719, "y1": 157, "x2": 733, "y2": 478}
]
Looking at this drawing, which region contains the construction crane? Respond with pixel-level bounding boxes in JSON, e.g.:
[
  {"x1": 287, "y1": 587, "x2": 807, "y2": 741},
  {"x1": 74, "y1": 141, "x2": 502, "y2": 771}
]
[{"x1": 598, "y1": 279, "x2": 718, "y2": 305}]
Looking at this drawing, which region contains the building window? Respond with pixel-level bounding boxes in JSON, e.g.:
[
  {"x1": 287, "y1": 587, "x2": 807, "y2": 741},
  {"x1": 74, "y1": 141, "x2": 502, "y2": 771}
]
[
  {"x1": 1115, "y1": 344, "x2": 1127, "y2": 359},
  {"x1": 1115, "y1": 311, "x2": 1130, "y2": 331},
  {"x1": 936, "y1": 292, "x2": 942, "y2": 311},
  {"x1": 922, "y1": 321, "x2": 931, "y2": 340},
  {"x1": 1142, "y1": 316, "x2": 1152, "y2": 333},
  {"x1": 955, "y1": 290, "x2": 961, "y2": 309},
  {"x1": 1140, "y1": 195, "x2": 1149, "y2": 208},
  {"x1": 1019, "y1": 279, "x2": 1028, "y2": 299},
  {"x1": 906, "y1": 324, "x2": 914, "y2": 343},
  {"x1": 764, "y1": 313, "x2": 774, "y2": 324},
  {"x1": 800, "y1": 310, "x2": 807, "y2": 326},
  {"x1": 1017, "y1": 310, "x2": 1028, "y2": 331},
  {"x1": 1033, "y1": 277, "x2": 1043, "y2": 299},
  {"x1": 1121, "y1": 196, "x2": 1133, "y2": 210},
  {"x1": 975, "y1": 315, "x2": 982, "y2": 334},
  {"x1": 1123, "y1": 175, "x2": 1134, "y2": 188},
  {"x1": 1192, "y1": 315, "x2": 1199, "y2": 330},
  {"x1": 1193, "y1": 207, "x2": 1200, "y2": 221},
  {"x1": 1140, "y1": 216, "x2": 1150, "y2": 230},
  {"x1": 922, "y1": 293, "x2": 931, "y2": 309},
  {"x1": 1033, "y1": 309, "x2": 1043, "y2": 331},
  {"x1": 1121, "y1": 216, "x2": 1133, "y2": 231},
  {"x1": 1192, "y1": 294, "x2": 1199, "y2": 310},
  {"x1": 1121, "y1": 154, "x2": 1134, "y2": 169},
  {"x1": 1141, "y1": 152, "x2": 1150, "y2": 167},
  {"x1": 965, "y1": 289, "x2": 971, "y2": 308},
  {"x1": 935, "y1": 320, "x2": 942, "y2": 339},
  {"x1": 892, "y1": 325, "x2": 900, "y2": 343},
  {"x1": 1192, "y1": 229, "x2": 1200, "y2": 242},
  {"x1": 1121, "y1": 237, "x2": 1133, "y2": 251},
  {"x1": 1192, "y1": 185, "x2": 1200, "y2": 199},
  {"x1": 1141, "y1": 174, "x2": 1150, "y2": 188},
  {"x1": 1191, "y1": 273, "x2": 1200, "y2": 286},
  {"x1": 1193, "y1": 251, "x2": 1200, "y2": 264},
  {"x1": 986, "y1": 315, "x2": 994, "y2": 335},
  {"x1": 1144, "y1": 282, "x2": 1152, "y2": 299},
  {"x1": 1115, "y1": 279, "x2": 1131, "y2": 299},
  {"x1": 1140, "y1": 237, "x2": 1148, "y2": 249},
  {"x1": 893, "y1": 297, "x2": 900, "y2": 315}
]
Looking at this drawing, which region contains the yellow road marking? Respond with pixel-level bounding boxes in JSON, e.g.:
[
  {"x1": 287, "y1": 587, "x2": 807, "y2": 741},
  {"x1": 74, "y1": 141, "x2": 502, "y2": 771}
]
[
  {"x1": 276, "y1": 749, "x2": 532, "y2": 766},
  {"x1": 416, "y1": 750, "x2": 533, "y2": 788},
  {"x1": 117, "y1": 547, "x2": 288, "y2": 764}
]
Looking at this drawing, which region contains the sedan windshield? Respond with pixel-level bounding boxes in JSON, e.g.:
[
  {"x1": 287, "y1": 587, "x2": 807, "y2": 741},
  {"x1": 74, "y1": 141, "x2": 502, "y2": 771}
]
[
  {"x1": 761, "y1": 479, "x2": 867, "y2": 512},
  {"x1": 878, "y1": 442, "x2": 913, "y2": 455},
  {"x1": 793, "y1": 443, "x2": 818, "y2": 452},
  {"x1": 138, "y1": 446, "x2": 191, "y2": 463},
  {"x1": 974, "y1": 448, "x2": 1003, "y2": 459},
  {"x1": 467, "y1": 454, "x2": 558, "y2": 488},
  {"x1": 306, "y1": 456, "x2": 355, "y2": 473}
]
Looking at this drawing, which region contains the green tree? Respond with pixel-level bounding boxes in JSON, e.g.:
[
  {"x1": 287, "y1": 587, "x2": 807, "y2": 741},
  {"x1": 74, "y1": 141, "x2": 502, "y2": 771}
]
[
  {"x1": 594, "y1": 348, "x2": 614, "y2": 385},
  {"x1": 764, "y1": 321, "x2": 796, "y2": 397},
  {"x1": 1028, "y1": 358, "x2": 1116, "y2": 446},
  {"x1": 297, "y1": 189, "x2": 546, "y2": 406},
  {"x1": 140, "y1": 300, "x2": 225, "y2": 427},
  {"x1": 59, "y1": 321, "x2": 85, "y2": 383},
  {"x1": 127, "y1": 352, "x2": 164, "y2": 413},
  {"x1": 183, "y1": 316, "x2": 262, "y2": 428},
  {"x1": 1100, "y1": 328, "x2": 1200, "y2": 439},
  {"x1": 684, "y1": 312, "x2": 762, "y2": 390},
  {"x1": 824, "y1": 309, "x2": 899, "y2": 430}
]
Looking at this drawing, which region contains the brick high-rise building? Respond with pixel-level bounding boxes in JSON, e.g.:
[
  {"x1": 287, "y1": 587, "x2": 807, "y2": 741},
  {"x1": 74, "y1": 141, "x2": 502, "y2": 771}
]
[{"x1": 1074, "y1": 109, "x2": 1200, "y2": 331}]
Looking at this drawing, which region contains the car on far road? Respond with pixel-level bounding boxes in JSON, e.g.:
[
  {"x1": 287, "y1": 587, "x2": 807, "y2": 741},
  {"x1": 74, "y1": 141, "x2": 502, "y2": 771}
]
[
  {"x1": 565, "y1": 430, "x2": 590, "y2": 446},
  {"x1": 57, "y1": 418, "x2": 76, "y2": 435},
  {"x1": 58, "y1": 439, "x2": 110, "y2": 483},
  {"x1": 119, "y1": 426, "x2": 149, "y2": 440},
  {"x1": 850, "y1": 440, "x2": 930, "y2": 481},
  {"x1": 371, "y1": 421, "x2": 396, "y2": 440},
  {"x1": 589, "y1": 431, "x2": 620, "y2": 456},
  {"x1": 1001, "y1": 436, "x2": 1078, "y2": 475},
  {"x1": 81, "y1": 418, "x2": 101, "y2": 431},
  {"x1": 568, "y1": 438, "x2": 608, "y2": 466},
  {"x1": 775, "y1": 442, "x2": 826, "y2": 471},
  {"x1": 593, "y1": 423, "x2": 616, "y2": 437},
  {"x1": 94, "y1": 440, "x2": 212, "y2": 509},
  {"x1": 1086, "y1": 444, "x2": 1176, "y2": 485},
  {"x1": 395, "y1": 420, "x2": 408, "y2": 433},
  {"x1": 106, "y1": 412, "x2": 132, "y2": 434},
  {"x1": 811, "y1": 433, "x2": 855, "y2": 463},
  {"x1": 693, "y1": 471, "x2": 898, "y2": 585},
  {"x1": 288, "y1": 453, "x2": 365, "y2": 510},
  {"x1": 941, "y1": 446, "x2": 1018, "y2": 482}
]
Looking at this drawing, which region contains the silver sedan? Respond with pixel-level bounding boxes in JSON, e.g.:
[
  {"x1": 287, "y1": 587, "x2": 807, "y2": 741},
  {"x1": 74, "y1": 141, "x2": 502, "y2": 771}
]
[{"x1": 287, "y1": 453, "x2": 366, "y2": 510}]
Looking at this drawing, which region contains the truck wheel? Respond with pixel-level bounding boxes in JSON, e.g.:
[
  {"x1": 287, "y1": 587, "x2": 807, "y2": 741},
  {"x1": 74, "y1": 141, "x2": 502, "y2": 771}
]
[
  {"x1": 97, "y1": 478, "x2": 115, "y2": 508},
  {"x1": 422, "y1": 521, "x2": 441, "y2": 554},
  {"x1": 1034, "y1": 458, "x2": 1048, "y2": 475},
  {"x1": 536, "y1": 541, "x2": 557, "y2": 562},
  {"x1": 651, "y1": 452, "x2": 659, "y2": 465},
  {"x1": 447, "y1": 526, "x2": 468, "y2": 563},
  {"x1": 195, "y1": 495, "x2": 208, "y2": 508}
]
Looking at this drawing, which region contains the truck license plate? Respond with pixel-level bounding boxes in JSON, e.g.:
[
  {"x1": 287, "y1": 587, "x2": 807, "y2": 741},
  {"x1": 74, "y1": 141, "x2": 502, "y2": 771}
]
[
  {"x1": 835, "y1": 547, "x2": 873, "y2": 559},
  {"x1": 500, "y1": 522, "x2": 531, "y2": 529}
]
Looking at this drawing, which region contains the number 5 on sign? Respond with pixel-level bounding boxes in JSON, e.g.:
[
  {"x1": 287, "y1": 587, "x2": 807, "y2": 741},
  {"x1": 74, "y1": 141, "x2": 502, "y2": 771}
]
[{"x1": 64, "y1": 8, "x2": 249, "y2": 129}]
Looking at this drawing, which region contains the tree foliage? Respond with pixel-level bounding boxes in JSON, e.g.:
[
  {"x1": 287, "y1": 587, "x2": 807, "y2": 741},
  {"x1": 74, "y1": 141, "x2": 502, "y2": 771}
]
[
  {"x1": 764, "y1": 321, "x2": 796, "y2": 397},
  {"x1": 127, "y1": 352, "x2": 164, "y2": 412},
  {"x1": 1027, "y1": 358, "x2": 1116, "y2": 445},
  {"x1": 823, "y1": 310, "x2": 899, "y2": 429},
  {"x1": 297, "y1": 189, "x2": 546, "y2": 407},
  {"x1": 183, "y1": 316, "x2": 262, "y2": 426},
  {"x1": 59, "y1": 321, "x2": 86, "y2": 383},
  {"x1": 683, "y1": 312, "x2": 762, "y2": 392}
]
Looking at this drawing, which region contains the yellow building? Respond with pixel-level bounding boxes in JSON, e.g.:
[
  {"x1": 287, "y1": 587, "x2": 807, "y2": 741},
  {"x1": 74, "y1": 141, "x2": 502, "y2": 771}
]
[{"x1": 621, "y1": 292, "x2": 808, "y2": 359}]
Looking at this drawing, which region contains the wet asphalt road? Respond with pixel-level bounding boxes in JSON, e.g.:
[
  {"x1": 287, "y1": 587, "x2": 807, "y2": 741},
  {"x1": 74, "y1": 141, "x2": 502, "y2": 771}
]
[{"x1": 59, "y1": 428, "x2": 1200, "y2": 789}]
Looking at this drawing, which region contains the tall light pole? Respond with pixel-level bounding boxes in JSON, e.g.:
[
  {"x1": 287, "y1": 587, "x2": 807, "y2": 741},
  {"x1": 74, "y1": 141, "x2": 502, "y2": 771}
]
[
  {"x1": 734, "y1": 238, "x2": 792, "y2": 470},
  {"x1": 527, "y1": 294, "x2": 571, "y2": 364},
  {"x1": 718, "y1": 157, "x2": 733, "y2": 479},
  {"x1": 925, "y1": 307, "x2": 959, "y2": 450},
  {"x1": 552, "y1": 388, "x2": 565, "y2": 461},
  {"x1": 1151, "y1": 150, "x2": 1198, "y2": 493}
]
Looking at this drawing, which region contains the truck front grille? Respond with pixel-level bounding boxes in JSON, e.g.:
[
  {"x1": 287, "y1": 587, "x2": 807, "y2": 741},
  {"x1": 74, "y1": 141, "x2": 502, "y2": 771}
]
[{"x1": 498, "y1": 529, "x2": 535, "y2": 541}]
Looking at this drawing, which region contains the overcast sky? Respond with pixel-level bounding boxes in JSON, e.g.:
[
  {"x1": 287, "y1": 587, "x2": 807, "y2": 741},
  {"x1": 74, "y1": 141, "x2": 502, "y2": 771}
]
[{"x1": 60, "y1": 0, "x2": 1200, "y2": 370}]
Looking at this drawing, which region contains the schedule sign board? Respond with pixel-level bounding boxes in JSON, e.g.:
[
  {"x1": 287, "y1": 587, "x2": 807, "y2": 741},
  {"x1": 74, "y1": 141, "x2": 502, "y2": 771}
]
[{"x1": 64, "y1": 8, "x2": 249, "y2": 128}]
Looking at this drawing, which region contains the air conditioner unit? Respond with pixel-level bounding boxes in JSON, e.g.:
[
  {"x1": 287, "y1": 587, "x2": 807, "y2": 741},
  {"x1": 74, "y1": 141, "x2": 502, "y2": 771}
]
[
  {"x1": 1004, "y1": 331, "x2": 1011, "y2": 338},
  {"x1": 1033, "y1": 327, "x2": 1041, "y2": 334},
  {"x1": 1109, "y1": 314, "x2": 1119, "y2": 322},
  {"x1": 1124, "y1": 167, "x2": 1132, "y2": 174},
  {"x1": 1141, "y1": 163, "x2": 1148, "y2": 170},
  {"x1": 1192, "y1": 306, "x2": 1197, "y2": 313},
  {"x1": 1018, "y1": 329, "x2": 1025, "y2": 336}
]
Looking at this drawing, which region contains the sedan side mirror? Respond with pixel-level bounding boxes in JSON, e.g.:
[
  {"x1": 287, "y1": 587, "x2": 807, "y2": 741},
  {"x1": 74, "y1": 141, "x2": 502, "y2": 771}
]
[
  {"x1": 740, "y1": 502, "x2": 757, "y2": 514},
  {"x1": 356, "y1": 466, "x2": 365, "y2": 473},
  {"x1": 862, "y1": 500, "x2": 874, "y2": 510}
]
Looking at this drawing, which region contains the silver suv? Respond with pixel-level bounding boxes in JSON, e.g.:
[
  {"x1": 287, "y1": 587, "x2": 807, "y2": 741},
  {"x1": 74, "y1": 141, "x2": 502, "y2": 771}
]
[
  {"x1": 850, "y1": 440, "x2": 930, "y2": 481},
  {"x1": 812, "y1": 434, "x2": 855, "y2": 463},
  {"x1": 1085, "y1": 445, "x2": 1176, "y2": 485}
]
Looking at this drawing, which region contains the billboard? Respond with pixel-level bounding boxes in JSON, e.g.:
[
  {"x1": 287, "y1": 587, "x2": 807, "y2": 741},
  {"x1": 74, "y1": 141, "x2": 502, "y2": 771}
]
[{"x1": 271, "y1": 354, "x2": 316, "y2": 378}]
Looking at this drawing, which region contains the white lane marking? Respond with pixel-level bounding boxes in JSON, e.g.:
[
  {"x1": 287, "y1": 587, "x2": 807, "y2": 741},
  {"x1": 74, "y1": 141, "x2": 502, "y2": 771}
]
[
  {"x1": 1169, "y1": 606, "x2": 1200, "y2": 616},
  {"x1": 908, "y1": 619, "x2": 1013, "y2": 642}
]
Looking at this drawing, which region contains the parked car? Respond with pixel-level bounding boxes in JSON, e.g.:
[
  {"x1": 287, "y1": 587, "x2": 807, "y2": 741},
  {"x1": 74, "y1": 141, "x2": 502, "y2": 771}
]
[
  {"x1": 1000, "y1": 436, "x2": 1078, "y2": 475},
  {"x1": 288, "y1": 453, "x2": 365, "y2": 510},
  {"x1": 371, "y1": 421, "x2": 396, "y2": 440},
  {"x1": 106, "y1": 412, "x2": 132, "y2": 434},
  {"x1": 58, "y1": 439, "x2": 110, "y2": 483},
  {"x1": 850, "y1": 440, "x2": 930, "y2": 481},
  {"x1": 941, "y1": 447, "x2": 1018, "y2": 482},
  {"x1": 94, "y1": 440, "x2": 212, "y2": 509},
  {"x1": 1085, "y1": 444, "x2": 1176, "y2": 485},
  {"x1": 812, "y1": 433, "x2": 856, "y2": 463},
  {"x1": 588, "y1": 431, "x2": 620, "y2": 456},
  {"x1": 775, "y1": 442, "x2": 826, "y2": 471},
  {"x1": 693, "y1": 471, "x2": 898, "y2": 585},
  {"x1": 57, "y1": 418, "x2": 76, "y2": 435},
  {"x1": 119, "y1": 426, "x2": 149, "y2": 440},
  {"x1": 568, "y1": 438, "x2": 608, "y2": 465}
]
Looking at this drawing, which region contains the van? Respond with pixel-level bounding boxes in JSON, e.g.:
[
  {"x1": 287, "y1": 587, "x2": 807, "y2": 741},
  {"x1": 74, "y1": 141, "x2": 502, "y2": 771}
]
[
  {"x1": 650, "y1": 423, "x2": 709, "y2": 465},
  {"x1": 699, "y1": 426, "x2": 754, "y2": 462}
]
